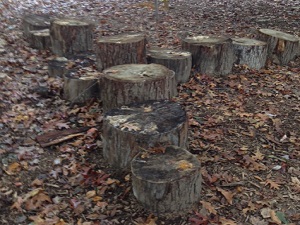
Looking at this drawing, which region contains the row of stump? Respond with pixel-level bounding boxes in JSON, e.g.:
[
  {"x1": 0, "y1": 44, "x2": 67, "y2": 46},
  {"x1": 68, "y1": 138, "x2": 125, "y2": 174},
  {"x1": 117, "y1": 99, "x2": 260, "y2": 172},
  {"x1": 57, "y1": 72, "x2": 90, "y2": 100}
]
[{"x1": 23, "y1": 13, "x2": 300, "y2": 216}]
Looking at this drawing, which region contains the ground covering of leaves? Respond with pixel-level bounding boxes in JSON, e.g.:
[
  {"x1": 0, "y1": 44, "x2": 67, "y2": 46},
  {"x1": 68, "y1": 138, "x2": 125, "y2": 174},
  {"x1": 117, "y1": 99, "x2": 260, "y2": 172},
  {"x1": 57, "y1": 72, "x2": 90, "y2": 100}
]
[{"x1": 0, "y1": 0, "x2": 300, "y2": 224}]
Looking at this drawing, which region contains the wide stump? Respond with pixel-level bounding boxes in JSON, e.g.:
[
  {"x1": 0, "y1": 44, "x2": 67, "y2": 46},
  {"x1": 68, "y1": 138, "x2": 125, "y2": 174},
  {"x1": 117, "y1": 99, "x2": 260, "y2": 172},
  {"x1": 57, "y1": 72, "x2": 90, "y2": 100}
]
[
  {"x1": 22, "y1": 14, "x2": 51, "y2": 39},
  {"x1": 257, "y1": 28, "x2": 300, "y2": 65},
  {"x1": 147, "y1": 48, "x2": 192, "y2": 83},
  {"x1": 181, "y1": 36, "x2": 235, "y2": 75},
  {"x1": 28, "y1": 29, "x2": 51, "y2": 50},
  {"x1": 232, "y1": 38, "x2": 267, "y2": 69},
  {"x1": 101, "y1": 64, "x2": 177, "y2": 112},
  {"x1": 95, "y1": 33, "x2": 146, "y2": 71},
  {"x1": 50, "y1": 18, "x2": 93, "y2": 57},
  {"x1": 102, "y1": 100, "x2": 188, "y2": 169},
  {"x1": 131, "y1": 145, "x2": 201, "y2": 215}
]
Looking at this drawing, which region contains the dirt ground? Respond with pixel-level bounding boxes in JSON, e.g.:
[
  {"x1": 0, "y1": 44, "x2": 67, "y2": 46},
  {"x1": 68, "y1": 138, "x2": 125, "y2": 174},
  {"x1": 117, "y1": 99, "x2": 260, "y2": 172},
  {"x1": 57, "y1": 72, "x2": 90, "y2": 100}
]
[{"x1": 0, "y1": 0, "x2": 300, "y2": 224}]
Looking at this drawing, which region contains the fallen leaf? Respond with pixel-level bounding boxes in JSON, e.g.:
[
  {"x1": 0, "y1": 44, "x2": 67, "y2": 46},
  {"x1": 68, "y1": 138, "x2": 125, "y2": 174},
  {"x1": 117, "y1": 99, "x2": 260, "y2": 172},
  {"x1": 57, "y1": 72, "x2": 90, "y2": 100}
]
[
  {"x1": 176, "y1": 160, "x2": 193, "y2": 170},
  {"x1": 265, "y1": 179, "x2": 280, "y2": 190},
  {"x1": 216, "y1": 187, "x2": 235, "y2": 205},
  {"x1": 200, "y1": 201, "x2": 217, "y2": 215},
  {"x1": 270, "y1": 210, "x2": 282, "y2": 224},
  {"x1": 219, "y1": 217, "x2": 237, "y2": 225}
]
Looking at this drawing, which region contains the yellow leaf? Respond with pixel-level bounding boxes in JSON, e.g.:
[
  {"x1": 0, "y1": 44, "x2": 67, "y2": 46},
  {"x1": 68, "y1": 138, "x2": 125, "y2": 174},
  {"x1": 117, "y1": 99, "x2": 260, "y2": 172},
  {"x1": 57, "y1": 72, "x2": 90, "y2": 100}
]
[
  {"x1": 5, "y1": 162, "x2": 21, "y2": 175},
  {"x1": 176, "y1": 160, "x2": 193, "y2": 170}
]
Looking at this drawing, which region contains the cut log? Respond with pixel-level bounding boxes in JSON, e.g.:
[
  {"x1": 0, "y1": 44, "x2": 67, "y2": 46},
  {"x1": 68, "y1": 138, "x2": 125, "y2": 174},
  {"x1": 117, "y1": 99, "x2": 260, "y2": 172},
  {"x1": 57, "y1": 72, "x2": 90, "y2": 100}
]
[
  {"x1": 256, "y1": 29, "x2": 300, "y2": 65},
  {"x1": 181, "y1": 36, "x2": 235, "y2": 75},
  {"x1": 28, "y1": 29, "x2": 51, "y2": 50},
  {"x1": 95, "y1": 33, "x2": 146, "y2": 71},
  {"x1": 50, "y1": 18, "x2": 94, "y2": 57},
  {"x1": 48, "y1": 57, "x2": 69, "y2": 77},
  {"x1": 101, "y1": 64, "x2": 177, "y2": 112},
  {"x1": 131, "y1": 145, "x2": 201, "y2": 215},
  {"x1": 102, "y1": 100, "x2": 188, "y2": 169},
  {"x1": 232, "y1": 38, "x2": 267, "y2": 70},
  {"x1": 22, "y1": 14, "x2": 51, "y2": 39},
  {"x1": 63, "y1": 69, "x2": 101, "y2": 104},
  {"x1": 147, "y1": 48, "x2": 192, "y2": 83}
]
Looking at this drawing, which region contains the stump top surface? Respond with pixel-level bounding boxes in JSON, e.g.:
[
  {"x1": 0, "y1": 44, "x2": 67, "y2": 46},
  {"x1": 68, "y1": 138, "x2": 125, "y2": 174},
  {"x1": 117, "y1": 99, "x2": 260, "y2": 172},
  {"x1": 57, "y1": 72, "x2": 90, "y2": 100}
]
[
  {"x1": 105, "y1": 100, "x2": 186, "y2": 134},
  {"x1": 232, "y1": 37, "x2": 266, "y2": 46},
  {"x1": 30, "y1": 29, "x2": 50, "y2": 36},
  {"x1": 148, "y1": 48, "x2": 191, "y2": 59},
  {"x1": 23, "y1": 14, "x2": 51, "y2": 26},
  {"x1": 131, "y1": 146, "x2": 200, "y2": 182},
  {"x1": 103, "y1": 64, "x2": 174, "y2": 82},
  {"x1": 183, "y1": 36, "x2": 231, "y2": 44},
  {"x1": 53, "y1": 19, "x2": 91, "y2": 26},
  {"x1": 259, "y1": 29, "x2": 299, "y2": 42},
  {"x1": 97, "y1": 33, "x2": 145, "y2": 44}
]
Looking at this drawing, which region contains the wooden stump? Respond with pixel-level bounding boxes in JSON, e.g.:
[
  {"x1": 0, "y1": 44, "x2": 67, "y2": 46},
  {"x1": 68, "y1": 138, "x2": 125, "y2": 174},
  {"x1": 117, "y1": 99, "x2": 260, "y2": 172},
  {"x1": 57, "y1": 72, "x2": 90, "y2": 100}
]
[
  {"x1": 147, "y1": 48, "x2": 192, "y2": 83},
  {"x1": 95, "y1": 33, "x2": 146, "y2": 71},
  {"x1": 22, "y1": 14, "x2": 51, "y2": 39},
  {"x1": 256, "y1": 29, "x2": 300, "y2": 65},
  {"x1": 232, "y1": 38, "x2": 267, "y2": 70},
  {"x1": 101, "y1": 64, "x2": 177, "y2": 112},
  {"x1": 50, "y1": 18, "x2": 93, "y2": 57},
  {"x1": 181, "y1": 36, "x2": 235, "y2": 75},
  {"x1": 63, "y1": 69, "x2": 101, "y2": 104},
  {"x1": 48, "y1": 57, "x2": 69, "y2": 77},
  {"x1": 102, "y1": 100, "x2": 188, "y2": 169},
  {"x1": 28, "y1": 29, "x2": 51, "y2": 50},
  {"x1": 131, "y1": 145, "x2": 201, "y2": 215}
]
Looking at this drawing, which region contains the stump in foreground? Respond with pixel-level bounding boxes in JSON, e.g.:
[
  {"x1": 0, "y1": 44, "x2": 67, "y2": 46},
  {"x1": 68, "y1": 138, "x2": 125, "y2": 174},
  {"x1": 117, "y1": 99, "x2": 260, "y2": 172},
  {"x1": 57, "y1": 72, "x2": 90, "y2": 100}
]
[
  {"x1": 257, "y1": 29, "x2": 300, "y2": 65},
  {"x1": 95, "y1": 33, "x2": 146, "y2": 71},
  {"x1": 232, "y1": 38, "x2": 267, "y2": 69},
  {"x1": 101, "y1": 64, "x2": 177, "y2": 112},
  {"x1": 181, "y1": 36, "x2": 235, "y2": 75},
  {"x1": 147, "y1": 48, "x2": 192, "y2": 83},
  {"x1": 28, "y1": 29, "x2": 51, "y2": 50},
  {"x1": 102, "y1": 100, "x2": 188, "y2": 169},
  {"x1": 50, "y1": 18, "x2": 93, "y2": 57},
  {"x1": 131, "y1": 145, "x2": 201, "y2": 215},
  {"x1": 22, "y1": 14, "x2": 51, "y2": 39}
]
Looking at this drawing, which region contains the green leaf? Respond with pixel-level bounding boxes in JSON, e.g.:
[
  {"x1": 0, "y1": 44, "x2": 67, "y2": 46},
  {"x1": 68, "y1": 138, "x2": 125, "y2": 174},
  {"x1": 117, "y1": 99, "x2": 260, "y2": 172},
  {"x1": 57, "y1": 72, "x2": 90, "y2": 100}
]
[{"x1": 276, "y1": 211, "x2": 288, "y2": 224}]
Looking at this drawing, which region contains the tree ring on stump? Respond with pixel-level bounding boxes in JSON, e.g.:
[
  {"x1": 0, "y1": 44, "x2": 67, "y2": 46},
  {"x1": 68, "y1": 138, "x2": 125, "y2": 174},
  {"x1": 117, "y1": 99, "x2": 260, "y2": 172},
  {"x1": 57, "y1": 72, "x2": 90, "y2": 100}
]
[{"x1": 131, "y1": 145, "x2": 201, "y2": 215}]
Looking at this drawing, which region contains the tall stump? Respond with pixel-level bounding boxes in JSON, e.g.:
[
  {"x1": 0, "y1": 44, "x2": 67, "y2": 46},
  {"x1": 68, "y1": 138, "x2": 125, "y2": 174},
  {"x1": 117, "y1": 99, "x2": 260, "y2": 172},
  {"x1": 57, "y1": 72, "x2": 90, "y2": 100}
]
[
  {"x1": 22, "y1": 14, "x2": 51, "y2": 39},
  {"x1": 50, "y1": 18, "x2": 93, "y2": 57},
  {"x1": 102, "y1": 100, "x2": 188, "y2": 169},
  {"x1": 181, "y1": 36, "x2": 235, "y2": 76},
  {"x1": 147, "y1": 48, "x2": 192, "y2": 83},
  {"x1": 232, "y1": 38, "x2": 267, "y2": 69},
  {"x1": 256, "y1": 29, "x2": 300, "y2": 65},
  {"x1": 101, "y1": 64, "x2": 177, "y2": 112},
  {"x1": 131, "y1": 145, "x2": 201, "y2": 215},
  {"x1": 95, "y1": 33, "x2": 146, "y2": 71}
]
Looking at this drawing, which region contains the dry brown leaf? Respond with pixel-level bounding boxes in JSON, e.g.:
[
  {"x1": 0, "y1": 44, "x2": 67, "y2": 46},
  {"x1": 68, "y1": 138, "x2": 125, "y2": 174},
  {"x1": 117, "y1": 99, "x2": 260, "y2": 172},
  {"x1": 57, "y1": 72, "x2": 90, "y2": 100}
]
[
  {"x1": 216, "y1": 187, "x2": 235, "y2": 205},
  {"x1": 86, "y1": 190, "x2": 96, "y2": 198},
  {"x1": 5, "y1": 162, "x2": 21, "y2": 175},
  {"x1": 260, "y1": 207, "x2": 272, "y2": 219},
  {"x1": 264, "y1": 179, "x2": 280, "y2": 190},
  {"x1": 120, "y1": 122, "x2": 141, "y2": 131},
  {"x1": 252, "y1": 149, "x2": 264, "y2": 161},
  {"x1": 219, "y1": 217, "x2": 237, "y2": 225},
  {"x1": 200, "y1": 201, "x2": 217, "y2": 215},
  {"x1": 270, "y1": 210, "x2": 282, "y2": 224}
]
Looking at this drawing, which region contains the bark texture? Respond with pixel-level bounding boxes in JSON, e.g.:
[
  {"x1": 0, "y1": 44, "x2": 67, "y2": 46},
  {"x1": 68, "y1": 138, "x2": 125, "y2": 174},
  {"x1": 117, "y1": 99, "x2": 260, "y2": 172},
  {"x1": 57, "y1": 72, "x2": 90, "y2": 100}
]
[
  {"x1": 232, "y1": 38, "x2": 267, "y2": 69},
  {"x1": 48, "y1": 57, "x2": 68, "y2": 77},
  {"x1": 95, "y1": 33, "x2": 146, "y2": 71},
  {"x1": 101, "y1": 64, "x2": 177, "y2": 112},
  {"x1": 147, "y1": 48, "x2": 192, "y2": 83},
  {"x1": 181, "y1": 36, "x2": 235, "y2": 75},
  {"x1": 257, "y1": 28, "x2": 300, "y2": 65},
  {"x1": 50, "y1": 18, "x2": 93, "y2": 57},
  {"x1": 29, "y1": 29, "x2": 51, "y2": 50},
  {"x1": 102, "y1": 100, "x2": 188, "y2": 169},
  {"x1": 22, "y1": 14, "x2": 51, "y2": 39},
  {"x1": 131, "y1": 145, "x2": 201, "y2": 215}
]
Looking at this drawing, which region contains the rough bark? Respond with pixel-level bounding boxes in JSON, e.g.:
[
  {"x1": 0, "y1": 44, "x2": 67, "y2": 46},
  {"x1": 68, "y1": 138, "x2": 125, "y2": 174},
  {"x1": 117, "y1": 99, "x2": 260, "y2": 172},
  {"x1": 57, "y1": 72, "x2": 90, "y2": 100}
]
[
  {"x1": 101, "y1": 64, "x2": 177, "y2": 112},
  {"x1": 181, "y1": 36, "x2": 235, "y2": 76},
  {"x1": 63, "y1": 69, "x2": 101, "y2": 104},
  {"x1": 28, "y1": 29, "x2": 51, "y2": 50},
  {"x1": 48, "y1": 57, "x2": 68, "y2": 77},
  {"x1": 95, "y1": 33, "x2": 146, "y2": 71},
  {"x1": 131, "y1": 145, "x2": 201, "y2": 215},
  {"x1": 22, "y1": 14, "x2": 51, "y2": 39},
  {"x1": 232, "y1": 38, "x2": 267, "y2": 69},
  {"x1": 256, "y1": 28, "x2": 300, "y2": 65},
  {"x1": 102, "y1": 100, "x2": 188, "y2": 169},
  {"x1": 50, "y1": 18, "x2": 93, "y2": 57},
  {"x1": 147, "y1": 48, "x2": 192, "y2": 83}
]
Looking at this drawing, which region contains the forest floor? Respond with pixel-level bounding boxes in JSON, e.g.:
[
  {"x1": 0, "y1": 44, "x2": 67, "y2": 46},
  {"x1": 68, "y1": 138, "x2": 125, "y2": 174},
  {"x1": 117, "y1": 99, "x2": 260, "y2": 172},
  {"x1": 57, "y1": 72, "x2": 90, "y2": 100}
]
[{"x1": 0, "y1": 0, "x2": 300, "y2": 224}]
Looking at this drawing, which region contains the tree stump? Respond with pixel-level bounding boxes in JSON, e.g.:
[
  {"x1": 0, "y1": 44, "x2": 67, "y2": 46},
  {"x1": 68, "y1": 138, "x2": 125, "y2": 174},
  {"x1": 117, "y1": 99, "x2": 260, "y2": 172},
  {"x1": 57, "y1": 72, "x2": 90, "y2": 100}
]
[
  {"x1": 28, "y1": 29, "x2": 51, "y2": 50},
  {"x1": 102, "y1": 100, "x2": 188, "y2": 169},
  {"x1": 131, "y1": 145, "x2": 201, "y2": 215},
  {"x1": 147, "y1": 48, "x2": 192, "y2": 83},
  {"x1": 63, "y1": 69, "x2": 101, "y2": 104},
  {"x1": 22, "y1": 14, "x2": 51, "y2": 39},
  {"x1": 256, "y1": 29, "x2": 300, "y2": 65},
  {"x1": 95, "y1": 33, "x2": 146, "y2": 71},
  {"x1": 181, "y1": 36, "x2": 235, "y2": 75},
  {"x1": 50, "y1": 18, "x2": 93, "y2": 57},
  {"x1": 232, "y1": 38, "x2": 267, "y2": 69},
  {"x1": 101, "y1": 64, "x2": 177, "y2": 112},
  {"x1": 48, "y1": 57, "x2": 69, "y2": 77}
]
